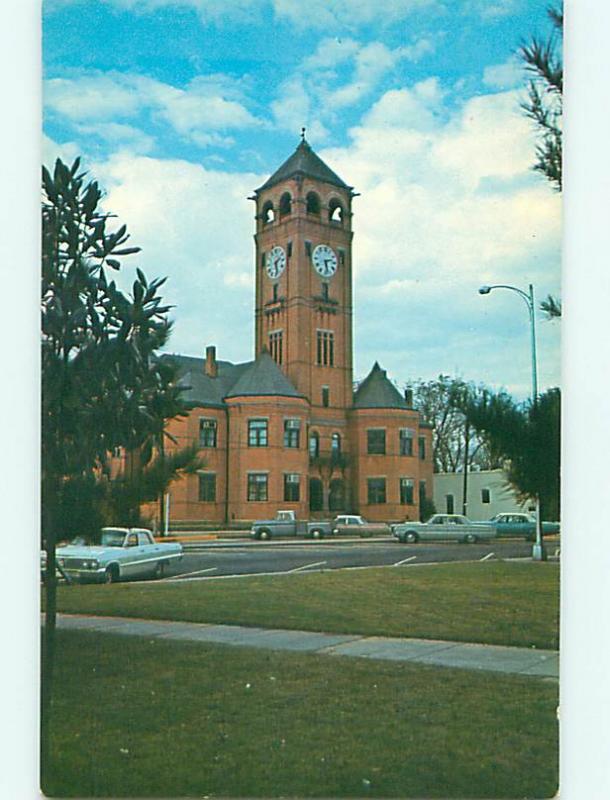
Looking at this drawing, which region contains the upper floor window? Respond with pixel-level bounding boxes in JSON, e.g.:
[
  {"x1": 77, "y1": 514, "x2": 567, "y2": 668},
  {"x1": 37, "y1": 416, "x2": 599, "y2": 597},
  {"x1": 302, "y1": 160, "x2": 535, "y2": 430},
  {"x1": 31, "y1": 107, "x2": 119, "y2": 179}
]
[
  {"x1": 284, "y1": 418, "x2": 300, "y2": 448},
  {"x1": 331, "y1": 432, "x2": 341, "y2": 457},
  {"x1": 306, "y1": 192, "x2": 320, "y2": 215},
  {"x1": 248, "y1": 419, "x2": 268, "y2": 447},
  {"x1": 367, "y1": 428, "x2": 386, "y2": 455},
  {"x1": 279, "y1": 192, "x2": 292, "y2": 217},
  {"x1": 199, "y1": 418, "x2": 217, "y2": 448},
  {"x1": 418, "y1": 436, "x2": 426, "y2": 460},
  {"x1": 269, "y1": 330, "x2": 283, "y2": 364},
  {"x1": 328, "y1": 198, "x2": 344, "y2": 225},
  {"x1": 262, "y1": 201, "x2": 274, "y2": 225},
  {"x1": 316, "y1": 330, "x2": 334, "y2": 366},
  {"x1": 399, "y1": 428, "x2": 414, "y2": 456},
  {"x1": 309, "y1": 431, "x2": 320, "y2": 458}
]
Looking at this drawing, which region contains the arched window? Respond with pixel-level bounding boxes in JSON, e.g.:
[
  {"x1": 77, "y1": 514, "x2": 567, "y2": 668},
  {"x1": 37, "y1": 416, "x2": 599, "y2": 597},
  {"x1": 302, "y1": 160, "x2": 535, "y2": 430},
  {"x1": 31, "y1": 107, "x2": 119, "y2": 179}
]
[
  {"x1": 328, "y1": 198, "x2": 344, "y2": 224},
  {"x1": 262, "y1": 201, "x2": 274, "y2": 225},
  {"x1": 306, "y1": 192, "x2": 320, "y2": 215},
  {"x1": 279, "y1": 192, "x2": 292, "y2": 217},
  {"x1": 309, "y1": 431, "x2": 320, "y2": 458},
  {"x1": 331, "y1": 433, "x2": 341, "y2": 458}
]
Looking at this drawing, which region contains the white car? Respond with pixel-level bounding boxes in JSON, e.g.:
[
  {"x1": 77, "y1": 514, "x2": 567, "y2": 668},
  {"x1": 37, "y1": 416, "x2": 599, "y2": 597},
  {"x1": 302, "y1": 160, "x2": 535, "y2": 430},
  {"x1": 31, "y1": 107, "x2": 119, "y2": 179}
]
[
  {"x1": 391, "y1": 514, "x2": 496, "y2": 544},
  {"x1": 45, "y1": 527, "x2": 183, "y2": 583}
]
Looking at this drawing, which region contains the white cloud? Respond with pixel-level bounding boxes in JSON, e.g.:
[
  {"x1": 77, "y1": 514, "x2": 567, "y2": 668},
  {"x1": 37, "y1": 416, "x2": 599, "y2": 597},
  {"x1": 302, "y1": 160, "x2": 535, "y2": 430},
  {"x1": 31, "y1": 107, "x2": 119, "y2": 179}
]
[
  {"x1": 45, "y1": 71, "x2": 263, "y2": 149},
  {"x1": 74, "y1": 122, "x2": 155, "y2": 154},
  {"x1": 483, "y1": 58, "x2": 524, "y2": 90},
  {"x1": 274, "y1": 0, "x2": 435, "y2": 29}
]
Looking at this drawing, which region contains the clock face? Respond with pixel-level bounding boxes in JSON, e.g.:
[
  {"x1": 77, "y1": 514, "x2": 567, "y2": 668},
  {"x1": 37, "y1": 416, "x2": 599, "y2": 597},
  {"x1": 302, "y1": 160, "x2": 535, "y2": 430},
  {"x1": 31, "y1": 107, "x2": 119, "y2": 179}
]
[
  {"x1": 266, "y1": 246, "x2": 286, "y2": 280},
  {"x1": 312, "y1": 244, "x2": 338, "y2": 278}
]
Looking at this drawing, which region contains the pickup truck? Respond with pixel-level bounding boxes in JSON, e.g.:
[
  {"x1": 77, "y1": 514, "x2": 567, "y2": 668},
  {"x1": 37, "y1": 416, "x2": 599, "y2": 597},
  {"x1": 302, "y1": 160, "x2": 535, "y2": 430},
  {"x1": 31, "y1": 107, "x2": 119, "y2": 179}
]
[
  {"x1": 391, "y1": 514, "x2": 496, "y2": 544},
  {"x1": 45, "y1": 527, "x2": 183, "y2": 583},
  {"x1": 250, "y1": 511, "x2": 333, "y2": 540}
]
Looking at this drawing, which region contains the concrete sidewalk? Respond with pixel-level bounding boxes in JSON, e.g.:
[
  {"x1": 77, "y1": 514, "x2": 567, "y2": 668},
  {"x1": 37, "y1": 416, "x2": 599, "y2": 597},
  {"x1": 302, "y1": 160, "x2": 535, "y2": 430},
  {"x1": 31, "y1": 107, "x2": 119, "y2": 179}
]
[{"x1": 55, "y1": 613, "x2": 558, "y2": 679}]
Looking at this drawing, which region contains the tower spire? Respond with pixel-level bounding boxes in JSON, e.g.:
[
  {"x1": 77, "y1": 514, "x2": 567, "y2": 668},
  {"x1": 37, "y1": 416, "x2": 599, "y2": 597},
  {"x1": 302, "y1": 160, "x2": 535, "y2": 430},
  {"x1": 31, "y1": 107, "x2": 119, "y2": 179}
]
[{"x1": 300, "y1": 126, "x2": 306, "y2": 142}]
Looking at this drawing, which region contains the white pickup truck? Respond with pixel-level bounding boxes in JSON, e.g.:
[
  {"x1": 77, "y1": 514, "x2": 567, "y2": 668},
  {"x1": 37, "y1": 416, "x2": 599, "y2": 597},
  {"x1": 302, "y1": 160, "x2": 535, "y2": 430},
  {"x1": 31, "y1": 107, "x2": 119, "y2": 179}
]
[
  {"x1": 46, "y1": 527, "x2": 183, "y2": 583},
  {"x1": 250, "y1": 510, "x2": 333, "y2": 540}
]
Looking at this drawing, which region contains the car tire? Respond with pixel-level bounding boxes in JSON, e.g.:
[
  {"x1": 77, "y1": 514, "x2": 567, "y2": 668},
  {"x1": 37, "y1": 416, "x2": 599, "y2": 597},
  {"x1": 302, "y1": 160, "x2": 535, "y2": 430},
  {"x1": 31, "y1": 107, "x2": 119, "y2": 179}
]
[
  {"x1": 104, "y1": 565, "x2": 119, "y2": 584},
  {"x1": 405, "y1": 531, "x2": 419, "y2": 544},
  {"x1": 465, "y1": 533, "x2": 478, "y2": 544},
  {"x1": 258, "y1": 529, "x2": 271, "y2": 541},
  {"x1": 311, "y1": 528, "x2": 324, "y2": 539}
]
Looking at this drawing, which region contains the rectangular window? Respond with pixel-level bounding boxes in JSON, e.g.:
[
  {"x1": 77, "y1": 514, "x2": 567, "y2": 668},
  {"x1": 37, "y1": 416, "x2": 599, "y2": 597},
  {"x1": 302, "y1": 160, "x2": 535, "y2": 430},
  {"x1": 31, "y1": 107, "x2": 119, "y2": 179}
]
[
  {"x1": 199, "y1": 418, "x2": 217, "y2": 448},
  {"x1": 260, "y1": 252, "x2": 266, "y2": 269},
  {"x1": 418, "y1": 436, "x2": 426, "y2": 460},
  {"x1": 287, "y1": 241, "x2": 292, "y2": 257},
  {"x1": 305, "y1": 240, "x2": 312, "y2": 257},
  {"x1": 338, "y1": 249, "x2": 345, "y2": 265},
  {"x1": 283, "y1": 418, "x2": 300, "y2": 448},
  {"x1": 419, "y1": 480, "x2": 427, "y2": 501},
  {"x1": 400, "y1": 478, "x2": 414, "y2": 505},
  {"x1": 322, "y1": 386, "x2": 330, "y2": 407},
  {"x1": 269, "y1": 330, "x2": 283, "y2": 364},
  {"x1": 481, "y1": 488, "x2": 491, "y2": 504},
  {"x1": 321, "y1": 282, "x2": 329, "y2": 301},
  {"x1": 247, "y1": 473, "x2": 268, "y2": 502},
  {"x1": 316, "y1": 330, "x2": 335, "y2": 366},
  {"x1": 446, "y1": 494, "x2": 454, "y2": 514},
  {"x1": 367, "y1": 478, "x2": 386, "y2": 505},
  {"x1": 248, "y1": 419, "x2": 268, "y2": 447},
  {"x1": 399, "y1": 428, "x2": 414, "y2": 456},
  {"x1": 367, "y1": 428, "x2": 386, "y2": 455},
  {"x1": 198, "y1": 473, "x2": 216, "y2": 502},
  {"x1": 284, "y1": 473, "x2": 300, "y2": 502}
]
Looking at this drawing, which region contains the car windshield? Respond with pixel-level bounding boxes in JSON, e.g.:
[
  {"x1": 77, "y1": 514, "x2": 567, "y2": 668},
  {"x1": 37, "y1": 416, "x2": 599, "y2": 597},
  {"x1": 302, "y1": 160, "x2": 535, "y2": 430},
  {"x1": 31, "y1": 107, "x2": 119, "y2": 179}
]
[{"x1": 100, "y1": 530, "x2": 126, "y2": 547}]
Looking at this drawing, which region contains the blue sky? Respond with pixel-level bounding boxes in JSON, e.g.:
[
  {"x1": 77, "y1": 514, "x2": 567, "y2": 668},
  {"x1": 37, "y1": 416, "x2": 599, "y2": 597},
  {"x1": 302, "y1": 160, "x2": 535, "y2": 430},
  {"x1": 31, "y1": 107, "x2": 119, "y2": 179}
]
[{"x1": 43, "y1": 0, "x2": 561, "y2": 397}]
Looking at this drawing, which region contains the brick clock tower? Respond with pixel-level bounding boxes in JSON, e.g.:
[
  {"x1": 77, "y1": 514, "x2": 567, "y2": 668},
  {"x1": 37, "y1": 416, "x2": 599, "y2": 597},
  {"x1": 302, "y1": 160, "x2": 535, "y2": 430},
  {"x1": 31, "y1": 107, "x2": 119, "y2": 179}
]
[
  {"x1": 253, "y1": 134, "x2": 354, "y2": 413},
  {"x1": 155, "y1": 136, "x2": 434, "y2": 525}
]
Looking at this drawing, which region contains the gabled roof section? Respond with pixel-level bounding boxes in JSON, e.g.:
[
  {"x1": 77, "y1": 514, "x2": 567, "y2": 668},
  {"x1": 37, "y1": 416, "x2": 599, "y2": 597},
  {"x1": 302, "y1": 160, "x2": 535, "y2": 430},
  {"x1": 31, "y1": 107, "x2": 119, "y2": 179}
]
[
  {"x1": 256, "y1": 138, "x2": 352, "y2": 193},
  {"x1": 160, "y1": 354, "x2": 252, "y2": 408},
  {"x1": 226, "y1": 350, "x2": 303, "y2": 399},
  {"x1": 353, "y1": 362, "x2": 408, "y2": 410}
]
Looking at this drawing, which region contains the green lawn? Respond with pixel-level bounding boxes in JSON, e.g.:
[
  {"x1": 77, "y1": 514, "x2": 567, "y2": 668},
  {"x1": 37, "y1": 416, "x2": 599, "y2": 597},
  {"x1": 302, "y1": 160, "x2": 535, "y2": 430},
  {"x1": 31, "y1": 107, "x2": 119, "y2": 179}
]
[
  {"x1": 53, "y1": 561, "x2": 560, "y2": 649},
  {"x1": 42, "y1": 629, "x2": 558, "y2": 798}
]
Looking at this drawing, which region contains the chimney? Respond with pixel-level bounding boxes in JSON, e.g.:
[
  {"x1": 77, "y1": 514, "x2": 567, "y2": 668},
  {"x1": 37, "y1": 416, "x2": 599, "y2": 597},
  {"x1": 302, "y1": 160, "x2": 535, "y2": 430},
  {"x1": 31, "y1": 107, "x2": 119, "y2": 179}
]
[
  {"x1": 205, "y1": 345, "x2": 217, "y2": 378},
  {"x1": 404, "y1": 388, "x2": 413, "y2": 408}
]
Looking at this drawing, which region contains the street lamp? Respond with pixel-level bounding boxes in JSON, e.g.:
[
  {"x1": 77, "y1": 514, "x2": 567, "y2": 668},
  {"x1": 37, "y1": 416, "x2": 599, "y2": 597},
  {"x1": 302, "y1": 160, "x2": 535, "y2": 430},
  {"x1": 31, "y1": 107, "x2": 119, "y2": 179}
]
[{"x1": 478, "y1": 283, "x2": 547, "y2": 561}]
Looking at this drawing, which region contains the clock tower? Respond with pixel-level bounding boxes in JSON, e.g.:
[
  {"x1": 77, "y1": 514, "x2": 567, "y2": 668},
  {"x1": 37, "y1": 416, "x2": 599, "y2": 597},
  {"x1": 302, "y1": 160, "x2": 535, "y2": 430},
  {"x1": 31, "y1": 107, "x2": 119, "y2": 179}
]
[{"x1": 252, "y1": 135, "x2": 355, "y2": 412}]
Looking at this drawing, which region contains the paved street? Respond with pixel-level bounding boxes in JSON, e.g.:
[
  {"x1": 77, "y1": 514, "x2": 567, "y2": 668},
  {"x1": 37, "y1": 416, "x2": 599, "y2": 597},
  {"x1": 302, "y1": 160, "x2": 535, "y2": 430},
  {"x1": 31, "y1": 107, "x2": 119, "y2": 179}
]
[{"x1": 158, "y1": 537, "x2": 558, "y2": 581}]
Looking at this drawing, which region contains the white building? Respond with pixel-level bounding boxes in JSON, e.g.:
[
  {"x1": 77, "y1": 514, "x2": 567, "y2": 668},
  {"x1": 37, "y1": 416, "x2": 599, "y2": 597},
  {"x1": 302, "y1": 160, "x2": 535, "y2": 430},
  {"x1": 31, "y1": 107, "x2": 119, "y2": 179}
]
[{"x1": 433, "y1": 469, "x2": 535, "y2": 521}]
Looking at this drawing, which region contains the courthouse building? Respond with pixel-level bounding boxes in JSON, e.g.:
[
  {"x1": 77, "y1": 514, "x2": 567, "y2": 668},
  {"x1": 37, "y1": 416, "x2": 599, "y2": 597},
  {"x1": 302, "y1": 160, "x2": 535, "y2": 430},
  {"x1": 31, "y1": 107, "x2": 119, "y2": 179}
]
[{"x1": 160, "y1": 137, "x2": 433, "y2": 524}]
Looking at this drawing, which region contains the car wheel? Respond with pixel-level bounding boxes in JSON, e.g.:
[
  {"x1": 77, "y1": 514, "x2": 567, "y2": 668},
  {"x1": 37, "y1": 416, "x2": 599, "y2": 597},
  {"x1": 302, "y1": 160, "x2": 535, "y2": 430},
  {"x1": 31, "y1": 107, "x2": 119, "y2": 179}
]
[
  {"x1": 104, "y1": 565, "x2": 119, "y2": 584},
  {"x1": 259, "y1": 529, "x2": 271, "y2": 541},
  {"x1": 405, "y1": 531, "x2": 419, "y2": 544},
  {"x1": 311, "y1": 528, "x2": 324, "y2": 539},
  {"x1": 154, "y1": 562, "x2": 166, "y2": 579},
  {"x1": 465, "y1": 533, "x2": 478, "y2": 544}
]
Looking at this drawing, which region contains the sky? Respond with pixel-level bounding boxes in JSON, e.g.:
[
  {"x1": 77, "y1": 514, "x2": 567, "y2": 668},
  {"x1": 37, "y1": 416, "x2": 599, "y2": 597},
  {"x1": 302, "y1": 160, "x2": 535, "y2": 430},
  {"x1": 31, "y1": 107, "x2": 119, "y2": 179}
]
[{"x1": 42, "y1": 0, "x2": 561, "y2": 398}]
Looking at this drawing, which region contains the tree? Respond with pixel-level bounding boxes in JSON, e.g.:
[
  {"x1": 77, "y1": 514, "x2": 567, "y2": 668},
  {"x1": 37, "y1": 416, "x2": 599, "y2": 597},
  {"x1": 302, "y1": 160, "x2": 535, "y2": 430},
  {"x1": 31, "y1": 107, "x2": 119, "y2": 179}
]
[
  {"x1": 407, "y1": 375, "x2": 503, "y2": 474},
  {"x1": 520, "y1": 3, "x2": 563, "y2": 191},
  {"x1": 41, "y1": 157, "x2": 190, "y2": 770},
  {"x1": 450, "y1": 386, "x2": 561, "y2": 521}
]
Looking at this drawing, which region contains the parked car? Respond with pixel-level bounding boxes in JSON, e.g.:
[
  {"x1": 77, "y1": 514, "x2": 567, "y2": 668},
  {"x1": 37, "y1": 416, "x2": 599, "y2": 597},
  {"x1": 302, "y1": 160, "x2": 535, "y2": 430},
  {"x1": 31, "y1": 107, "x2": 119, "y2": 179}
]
[
  {"x1": 480, "y1": 512, "x2": 560, "y2": 541},
  {"x1": 391, "y1": 514, "x2": 496, "y2": 544},
  {"x1": 332, "y1": 515, "x2": 390, "y2": 537},
  {"x1": 250, "y1": 510, "x2": 332, "y2": 540},
  {"x1": 44, "y1": 527, "x2": 183, "y2": 583}
]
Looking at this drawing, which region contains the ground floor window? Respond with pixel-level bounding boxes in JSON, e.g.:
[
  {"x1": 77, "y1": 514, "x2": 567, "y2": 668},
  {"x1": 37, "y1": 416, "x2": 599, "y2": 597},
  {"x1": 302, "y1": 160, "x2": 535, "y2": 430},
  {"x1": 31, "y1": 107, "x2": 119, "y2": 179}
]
[
  {"x1": 329, "y1": 478, "x2": 345, "y2": 512},
  {"x1": 247, "y1": 473, "x2": 268, "y2": 501},
  {"x1": 309, "y1": 477, "x2": 323, "y2": 512},
  {"x1": 198, "y1": 473, "x2": 216, "y2": 502},
  {"x1": 446, "y1": 493, "x2": 454, "y2": 514},
  {"x1": 284, "y1": 473, "x2": 300, "y2": 502},
  {"x1": 367, "y1": 477, "x2": 386, "y2": 504},
  {"x1": 399, "y1": 478, "x2": 414, "y2": 505},
  {"x1": 481, "y1": 488, "x2": 491, "y2": 504}
]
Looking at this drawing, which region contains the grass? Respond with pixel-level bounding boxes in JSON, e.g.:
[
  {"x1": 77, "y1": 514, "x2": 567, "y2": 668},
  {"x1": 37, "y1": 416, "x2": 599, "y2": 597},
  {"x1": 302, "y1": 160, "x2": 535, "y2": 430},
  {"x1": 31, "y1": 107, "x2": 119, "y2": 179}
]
[
  {"x1": 53, "y1": 561, "x2": 560, "y2": 649},
  {"x1": 42, "y1": 629, "x2": 559, "y2": 798}
]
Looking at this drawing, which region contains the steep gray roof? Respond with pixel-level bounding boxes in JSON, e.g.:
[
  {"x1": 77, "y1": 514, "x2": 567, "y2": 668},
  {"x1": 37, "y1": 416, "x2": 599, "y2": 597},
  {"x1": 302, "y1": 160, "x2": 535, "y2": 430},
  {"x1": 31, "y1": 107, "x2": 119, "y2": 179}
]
[
  {"x1": 162, "y1": 350, "x2": 302, "y2": 406},
  {"x1": 257, "y1": 139, "x2": 351, "y2": 193},
  {"x1": 353, "y1": 362, "x2": 408, "y2": 410},
  {"x1": 225, "y1": 351, "x2": 302, "y2": 399}
]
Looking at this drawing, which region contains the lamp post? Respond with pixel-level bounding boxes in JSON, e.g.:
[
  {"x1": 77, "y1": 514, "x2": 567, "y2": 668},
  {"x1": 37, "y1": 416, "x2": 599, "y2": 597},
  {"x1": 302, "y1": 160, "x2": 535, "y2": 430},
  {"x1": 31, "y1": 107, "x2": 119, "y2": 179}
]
[{"x1": 478, "y1": 283, "x2": 547, "y2": 561}]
